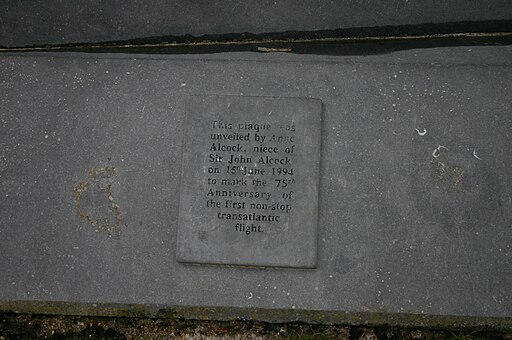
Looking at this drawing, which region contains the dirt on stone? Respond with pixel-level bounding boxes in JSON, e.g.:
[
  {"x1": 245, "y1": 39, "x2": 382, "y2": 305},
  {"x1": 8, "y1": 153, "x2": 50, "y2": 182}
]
[{"x1": 1, "y1": 313, "x2": 511, "y2": 339}]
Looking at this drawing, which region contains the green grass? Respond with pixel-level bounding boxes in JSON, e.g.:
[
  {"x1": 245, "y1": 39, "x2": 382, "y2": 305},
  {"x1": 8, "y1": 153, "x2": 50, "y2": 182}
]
[{"x1": 449, "y1": 330, "x2": 484, "y2": 340}]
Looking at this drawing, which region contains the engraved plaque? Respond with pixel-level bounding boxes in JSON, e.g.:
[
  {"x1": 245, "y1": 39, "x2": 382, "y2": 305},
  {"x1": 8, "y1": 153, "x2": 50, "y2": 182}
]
[{"x1": 177, "y1": 95, "x2": 322, "y2": 268}]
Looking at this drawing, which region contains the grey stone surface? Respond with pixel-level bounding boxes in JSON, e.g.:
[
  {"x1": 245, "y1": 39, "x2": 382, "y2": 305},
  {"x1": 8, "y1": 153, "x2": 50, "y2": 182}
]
[
  {"x1": 0, "y1": 1, "x2": 511, "y2": 47},
  {"x1": 0, "y1": 47, "x2": 511, "y2": 319},
  {"x1": 177, "y1": 95, "x2": 321, "y2": 268}
]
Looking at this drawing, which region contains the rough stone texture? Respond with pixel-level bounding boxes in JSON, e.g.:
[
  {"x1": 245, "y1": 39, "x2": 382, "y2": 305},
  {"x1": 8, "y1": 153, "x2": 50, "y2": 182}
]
[
  {"x1": 0, "y1": 47, "x2": 511, "y2": 320},
  {"x1": 0, "y1": 1, "x2": 511, "y2": 47}
]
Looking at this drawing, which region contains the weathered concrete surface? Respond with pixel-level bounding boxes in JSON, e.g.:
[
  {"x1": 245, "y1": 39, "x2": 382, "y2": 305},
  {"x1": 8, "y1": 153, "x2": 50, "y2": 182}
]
[
  {"x1": 0, "y1": 47, "x2": 511, "y2": 324},
  {"x1": 0, "y1": 1, "x2": 511, "y2": 47}
]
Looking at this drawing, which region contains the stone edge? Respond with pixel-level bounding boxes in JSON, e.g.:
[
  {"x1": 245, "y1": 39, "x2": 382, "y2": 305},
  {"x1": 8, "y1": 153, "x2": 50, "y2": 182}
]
[{"x1": 0, "y1": 301, "x2": 510, "y2": 331}]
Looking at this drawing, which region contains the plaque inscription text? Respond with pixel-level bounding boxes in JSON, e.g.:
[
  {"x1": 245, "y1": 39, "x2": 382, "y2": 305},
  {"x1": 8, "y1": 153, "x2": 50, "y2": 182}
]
[{"x1": 177, "y1": 95, "x2": 321, "y2": 268}]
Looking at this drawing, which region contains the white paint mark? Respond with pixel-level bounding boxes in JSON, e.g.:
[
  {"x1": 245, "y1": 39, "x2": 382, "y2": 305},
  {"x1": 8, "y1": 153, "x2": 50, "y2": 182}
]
[
  {"x1": 247, "y1": 292, "x2": 253, "y2": 299},
  {"x1": 432, "y1": 145, "x2": 448, "y2": 158},
  {"x1": 415, "y1": 127, "x2": 427, "y2": 136},
  {"x1": 473, "y1": 149, "x2": 482, "y2": 160}
]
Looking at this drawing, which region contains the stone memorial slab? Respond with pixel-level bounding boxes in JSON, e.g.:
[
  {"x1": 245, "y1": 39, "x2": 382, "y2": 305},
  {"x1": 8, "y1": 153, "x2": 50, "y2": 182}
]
[
  {"x1": 177, "y1": 95, "x2": 321, "y2": 268},
  {"x1": 1, "y1": 47, "x2": 511, "y2": 327}
]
